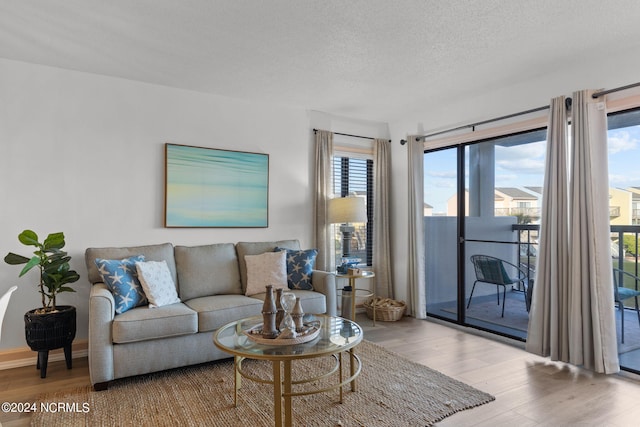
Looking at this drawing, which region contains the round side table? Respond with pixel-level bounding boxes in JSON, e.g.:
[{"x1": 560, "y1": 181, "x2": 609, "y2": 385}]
[{"x1": 336, "y1": 271, "x2": 375, "y2": 326}]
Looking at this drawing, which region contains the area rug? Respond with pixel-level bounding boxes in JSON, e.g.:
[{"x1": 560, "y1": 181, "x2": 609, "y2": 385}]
[{"x1": 31, "y1": 340, "x2": 495, "y2": 427}]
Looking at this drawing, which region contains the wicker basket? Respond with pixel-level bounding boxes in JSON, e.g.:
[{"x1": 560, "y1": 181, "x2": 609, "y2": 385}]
[{"x1": 363, "y1": 297, "x2": 406, "y2": 322}]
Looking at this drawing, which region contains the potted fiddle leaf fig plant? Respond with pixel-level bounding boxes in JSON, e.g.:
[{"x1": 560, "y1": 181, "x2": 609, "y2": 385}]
[{"x1": 4, "y1": 229, "x2": 80, "y2": 378}]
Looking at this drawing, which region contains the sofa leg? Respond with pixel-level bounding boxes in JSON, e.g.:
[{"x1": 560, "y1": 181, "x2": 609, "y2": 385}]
[{"x1": 93, "y1": 381, "x2": 110, "y2": 391}]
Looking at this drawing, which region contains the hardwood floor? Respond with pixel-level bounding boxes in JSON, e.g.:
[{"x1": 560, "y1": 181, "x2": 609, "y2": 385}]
[
  {"x1": 0, "y1": 356, "x2": 90, "y2": 426},
  {"x1": 362, "y1": 316, "x2": 640, "y2": 426},
  {"x1": 1, "y1": 315, "x2": 639, "y2": 426}
]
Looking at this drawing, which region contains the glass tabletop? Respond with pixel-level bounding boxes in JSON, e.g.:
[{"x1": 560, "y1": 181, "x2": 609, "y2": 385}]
[
  {"x1": 213, "y1": 314, "x2": 363, "y2": 361},
  {"x1": 336, "y1": 270, "x2": 375, "y2": 279}
]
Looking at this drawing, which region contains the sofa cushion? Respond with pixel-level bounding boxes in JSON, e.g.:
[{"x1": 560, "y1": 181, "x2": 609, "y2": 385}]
[
  {"x1": 86, "y1": 243, "x2": 177, "y2": 286},
  {"x1": 175, "y1": 243, "x2": 242, "y2": 300},
  {"x1": 94, "y1": 255, "x2": 148, "y2": 314},
  {"x1": 136, "y1": 260, "x2": 181, "y2": 308},
  {"x1": 275, "y1": 247, "x2": 318, "y2": 290},
  {"x1": 112, "y1": 302, "x2": 197, "y2": 344},
  {"x1": 184, "y1": 295, "x2": 264, "y2": 332},
  {"x1": 236, "y1": 240, "x2": 300, "y2": 293},
  {"x1": 244, "y1": 251, "x2": 288, "y2": 296},
  {"x1": 249, "y1": 289, "x2": 326, "y2": 316}
]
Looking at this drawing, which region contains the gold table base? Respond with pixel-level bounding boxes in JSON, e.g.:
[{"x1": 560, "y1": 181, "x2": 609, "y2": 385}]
[{"x1": 234, "y1": 349, "x2": 362, "y2": 427}]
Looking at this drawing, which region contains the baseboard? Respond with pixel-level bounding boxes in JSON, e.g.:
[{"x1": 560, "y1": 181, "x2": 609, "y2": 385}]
[{"x1": 0, "y1": 339, "x2": 88, "y2": 370}]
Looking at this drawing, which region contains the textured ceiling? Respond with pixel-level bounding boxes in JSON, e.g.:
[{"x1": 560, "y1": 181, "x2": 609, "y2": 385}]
[{"x1": 1, "y1": 1, "x2": 640, "y2": 127}]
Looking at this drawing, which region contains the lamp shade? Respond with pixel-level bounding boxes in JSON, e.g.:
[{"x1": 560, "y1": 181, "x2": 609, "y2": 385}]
[{"x1": 328, "y1": 196, "x2": 367, "y2": 224}]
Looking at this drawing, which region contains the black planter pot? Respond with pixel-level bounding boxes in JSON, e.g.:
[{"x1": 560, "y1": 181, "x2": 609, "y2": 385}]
[{"x1": 24, "y1": 305, "x2": 76, "y2": 378}]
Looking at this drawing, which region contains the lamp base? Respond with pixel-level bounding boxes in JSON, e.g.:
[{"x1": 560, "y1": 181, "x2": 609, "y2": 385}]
[{"x1": 340, "y1": 225, "x2": 355, "y2": 258}]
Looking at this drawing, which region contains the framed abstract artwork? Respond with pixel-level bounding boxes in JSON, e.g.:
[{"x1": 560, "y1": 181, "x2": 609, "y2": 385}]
[{"x1": 165, "y1": 143, "x2": 269, "y2": 227}]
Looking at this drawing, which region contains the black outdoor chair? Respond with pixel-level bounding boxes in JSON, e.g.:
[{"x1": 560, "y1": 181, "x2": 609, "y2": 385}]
[
  {"x1": 613, "y1": 268, "x2": 640, "y2": 343},
  {"x1": 468, "y1": 255, "x2": 527, "y2": 317}
]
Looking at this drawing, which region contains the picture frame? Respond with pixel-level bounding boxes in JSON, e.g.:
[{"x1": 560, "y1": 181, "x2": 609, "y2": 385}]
[{"x1": 164, "y1": 143, "x2": 269, "y2": 227}]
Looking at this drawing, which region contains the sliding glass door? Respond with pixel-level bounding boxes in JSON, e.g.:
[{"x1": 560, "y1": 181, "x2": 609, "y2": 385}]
[
  {"x1": 424, "y1": 147, "x2": 460, "y2": 322},
  {"x1": 463, "y1": 131, "x2": 546, "y2": 338},
  {"x1": 607, "y1": 108, "x2": 640, "y2": 373},
  {"x1": 423, "y1": 105, "x2": 640, "y2": 373},
  {"x1": 425, "y1": 130, "x2": 546, "y2": 339}
]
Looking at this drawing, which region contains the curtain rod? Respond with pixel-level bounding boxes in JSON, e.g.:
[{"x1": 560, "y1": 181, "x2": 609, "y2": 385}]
[
  {"x1": 400, "y1": 80, "x2": 640, "y2": 145},
  {"x1": 399, "y1": 105, "x2": 550, "y2": 145},
  {"x1": 592, "y1": 81, "x2": 640, "y2": 98},
  {"x1": 313, "y1": 128, "x2": 391, "y2": 143}
]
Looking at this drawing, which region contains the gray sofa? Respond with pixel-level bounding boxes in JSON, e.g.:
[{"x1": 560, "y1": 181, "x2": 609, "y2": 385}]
[{"x1": 85, "y1": 239, "x2": 336, "y2": 390}]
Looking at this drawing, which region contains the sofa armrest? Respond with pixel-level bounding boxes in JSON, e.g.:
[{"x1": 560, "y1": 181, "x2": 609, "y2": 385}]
[
  {"x1": 311, "y1": 270, "x2": 337, "y2": 316},
  {"x1": 89, "y1": 283, "x2": 115, "y2": 386}
]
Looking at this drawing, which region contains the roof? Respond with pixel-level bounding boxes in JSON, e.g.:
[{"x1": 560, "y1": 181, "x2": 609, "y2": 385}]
[
  {"x1": 495, "y1": 187, "x2": 538, "y2": 199},
  {"x1": 525, "y1": 186, "x2": 543, "y2": 195}
]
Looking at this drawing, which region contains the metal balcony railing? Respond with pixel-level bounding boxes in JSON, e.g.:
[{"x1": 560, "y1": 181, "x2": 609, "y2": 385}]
[
  {"x1": 496, "y1": 206, "x2": 621, "y2": 218},
  {"x1": 495, "y1": 207, "x2": 541, "y2": 218},
  {"x1": 512, "y1": 223, "x2": 640, "y2": 308}
]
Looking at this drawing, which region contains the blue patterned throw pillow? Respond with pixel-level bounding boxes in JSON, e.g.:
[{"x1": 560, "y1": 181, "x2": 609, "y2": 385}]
[
  {"x1": 275, "y1": 248, "x2": 318, "y2": 290},
  {"x1": 94, "y1": 255, "x2": 148, "y2": 314}
]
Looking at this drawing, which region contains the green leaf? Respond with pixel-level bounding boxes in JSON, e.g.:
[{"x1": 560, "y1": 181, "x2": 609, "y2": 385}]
[
  {"x1": 18, "y1": 230, "x2": 39, "y2": 247},
  {"x1": 43, "y1": 232, "x2": 65, "y2": 250},
  {"x1": 19, "y1": 256, "x2": 41, "y2": 277},
  {"x1": 47, "y1": 252, "x2": 70, "y2": 263},
  {"x1": 58, "y1": 287, "x2": 76, "y2": 293},
  {"x1": 43, "y1": 256, "x2": 69, "y2": 272},
  {"x1": 61, "y1": 271, "x2": 80, "y2": 285},
  {"x1": 4, "y1": 252, "x2": 30, "y2": 265}
]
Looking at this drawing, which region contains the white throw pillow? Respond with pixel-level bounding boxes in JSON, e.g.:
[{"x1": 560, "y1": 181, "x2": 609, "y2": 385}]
[
  {"x1": 244, "y1": 251, "x2": 288, "y2": 296},
  {"x1": 135, "y1": 260, "x2": 181, "y2": 308}
]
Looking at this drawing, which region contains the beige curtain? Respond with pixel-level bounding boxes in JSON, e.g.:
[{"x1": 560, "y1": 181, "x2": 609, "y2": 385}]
[
  {"x1": 407, "y1": 135, "x2": 426, "y2": 318},
  {"x1": 568, "y1": 90, "x2": 618, "y2": 373},
  {"x1": 373, "y1": 138, "x2": 393, "y2": 298},
  {"x1": 313, "y1": 130, "x2": 334, "y2": 272},
  {"x1": 527, "y1": 96, "x2": 570, "y2": 359},
  {"x1": 527, "y1": 91, "x2": 619, "y2": 374}
]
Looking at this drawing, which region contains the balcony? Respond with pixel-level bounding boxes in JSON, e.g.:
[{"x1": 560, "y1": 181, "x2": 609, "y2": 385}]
[
  {"x1": 515, "y1": 225, "x2": 640, "y2": 360},
  {"x1": 426, "y1": 220, "x2": 640, "y2": 368},
  {"x1": 610, "y1": 206, "x2": 621, "y2": 218}
]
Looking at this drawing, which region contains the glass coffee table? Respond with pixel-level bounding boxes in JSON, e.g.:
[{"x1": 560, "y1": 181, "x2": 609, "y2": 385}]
[{"x1": 213, "y1": 315, "x2": 363, "y2": 427}]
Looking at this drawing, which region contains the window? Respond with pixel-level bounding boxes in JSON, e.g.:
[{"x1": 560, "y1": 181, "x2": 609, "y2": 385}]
[
  {"x1": 332, "y1": 155, "x2": 373, "y2": 266},
  {"x1": 608, "y1": 108, "x2": 640, "y2": 227},
  {"x1": 607, "y1": 107, "x2": 640, "y2": 282}
]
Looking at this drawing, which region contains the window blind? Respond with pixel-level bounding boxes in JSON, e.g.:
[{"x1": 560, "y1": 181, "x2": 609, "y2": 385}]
[{"x1": 333, "y1": 156, "x2": 374, "y2": 266}]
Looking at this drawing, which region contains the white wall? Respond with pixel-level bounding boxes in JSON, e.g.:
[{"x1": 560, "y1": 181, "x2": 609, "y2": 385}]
[
  {"x1": 5, "y1": 44, "x2": 637, "y2": 351},
  {"x1": 0, "y1": 58, "x2": 320, "y2": 350}
]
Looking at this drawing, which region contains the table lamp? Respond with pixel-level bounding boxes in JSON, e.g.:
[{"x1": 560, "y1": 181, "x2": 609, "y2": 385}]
[{"x1": 328, "y1": 196, "x2": 366, "y2": 258}]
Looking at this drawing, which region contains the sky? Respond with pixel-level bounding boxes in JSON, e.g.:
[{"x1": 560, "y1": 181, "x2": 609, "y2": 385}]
[
  {"x1": 424, "y1": 124, "x2": 640, "y2": 214},
  {"x1": 609, "y1": 127, "x2": 640, "y2": 187}
]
